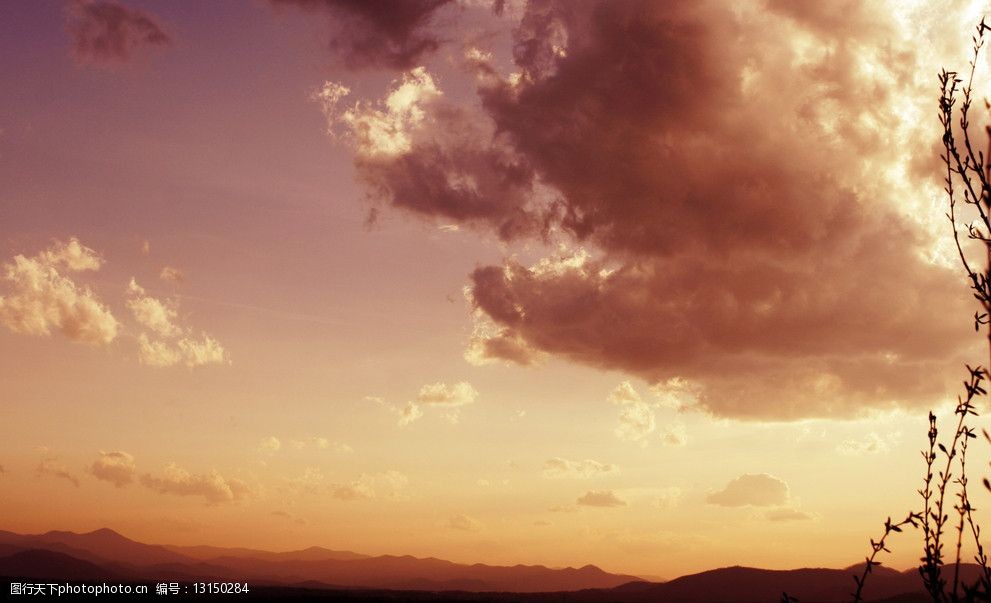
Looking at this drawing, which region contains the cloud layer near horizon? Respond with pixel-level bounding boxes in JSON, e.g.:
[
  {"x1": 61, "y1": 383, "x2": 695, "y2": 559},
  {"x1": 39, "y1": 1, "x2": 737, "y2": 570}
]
[{"x1": 324, "y1": 0, "x2": 979, "y2": 419}]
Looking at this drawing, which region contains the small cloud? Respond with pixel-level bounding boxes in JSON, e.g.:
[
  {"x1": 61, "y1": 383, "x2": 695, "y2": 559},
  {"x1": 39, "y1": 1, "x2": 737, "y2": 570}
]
[
  {"x1": 37, "y1": 455, "x2": 80, "y2": 487},
  {"x1": 660, "y1": 423, "x2": 688, "y2": 447},
  {"x1": 533, "y1": 519, "x2": 551, "y2": 527},
  {"x1": 258, "y1": 436, "x2": 281, "y2": 453},
  {"x1": 333, "y1": 480, "x2": 375, "y2": 501},
  {"x1": 577, "y1": 489, "x2": 626, "y2": 508},
  {"x1": 65, "y1": 0, "x2": 170, "y2": 66},
  {"x1": 542, "y1": 457, "x2": 618, "y2": 479},
  {"x1": 707, "y1": 473, "x2": 789, "y2": 508},
  {"x1": 311, "y1": 437, "x2": 353, "y2": 452},
  {"x1": 445, "y1": 514, "x2": 483, "y2": 532},
  {"x1": 476, "y1": 479, "x2": 491, "y2": 487},
  {"x1": 89, "y1": 450, "x2": 135, "y2": 487},
  {"x1": 159, "y1": 266, "x2": 185, "y2": 284},
  {"x1": 141, "y1": 240, "x2": 151, "y2": 255},
  {"x1": 140, "y1": 463, "x2": 250, "y2": 504},
  {"x1": 837, "y1": 432, "x2": 898, "y2": 455},
  {"x1": 398, "y1": 401, "x2": 424, "y2": 426},
  {"x1": 766, "y1": 507, "x2": 815, "y2": 522},
  {"x1": 438, "y1": 224, "x2": 460, "y2": 232},
  {"x1": 549, "y1": 505, "x2": 578, "y2": 513},
  {"x1": 394, "y1": 381, "x2": 478, "y2": 426},
  {"x1": 333, "y1": 471, "x2": 407, "y2": 501}
]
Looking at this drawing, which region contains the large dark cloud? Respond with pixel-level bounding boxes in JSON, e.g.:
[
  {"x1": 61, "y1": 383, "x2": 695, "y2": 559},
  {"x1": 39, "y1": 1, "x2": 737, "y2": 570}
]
[
  {"x1": 65, "y1": 0, "x2": 170, "y2": 65},
  {"x1": 271, "y1": 0, "x2": 454, "y2": 70},
  {"x1": 328, "y1": 0, "x2": 976, "y2": 418}
]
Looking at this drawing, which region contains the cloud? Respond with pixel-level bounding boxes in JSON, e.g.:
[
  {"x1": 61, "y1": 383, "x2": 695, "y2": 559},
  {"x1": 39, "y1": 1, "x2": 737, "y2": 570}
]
[
  {"x1": 542, "y1": 457, "x2": 617, "y2": 479},
  {"x1": 159, "y1": 266, "x2": 184, "y2": 284},
  {"x1": 766, "y1": 507, "x2": 815, "y2": 522},
  {"x1": 36, "y1": 455, "x2": 80, "y2": 487},
  {"x1": 318, "y1": 439, "x2": 353, "y2": 453},
  {"x1": 659, "y1": 423, "x2": 687, "y2": 447},
  {"x1": 324, "y1": 0, "x2": 979, "y2": 419},
  {"x1": 127, "y1": 279, "x2": 179, "y2": 337},
  {"x1": 707, "y1": 473, "x2": 790, "y2": 508},
  {"x1": 140, "y1": 463, "x2": 250, "y2": 504},
  {"x1": 548, "y1": 504, "x2": 578, "y2": 513},
  {"x1": 395, "y1": 381, "x2": 478, "y2": 426},
  {"x1": 259, "y1": 436, "x2": 281, "y2": 453},
  {"x1": 465, "y1": 307, "x2": 545, "y2": 367},
  {"x1": 89, "y1": 450, "x2": 135, "y2": 487},
  {"x1": 65, "y1": 0, "x2": 170, "y2": 66},
  {"x1": 40, "y1": 238, "x2": 105, "y2": 272},
  {"x1": 837, "y1": 432, "x2": 899, "y2": 455},
  {"x1": 577, "y1": 489, "x2": 626, "y2": 508},
  {"x1": 315, "y1": 68, "x2": 541, "y2": 239},
  {"x1": 270, "y1": 0, "x2": 453, "y2": 70},
  {"x1": 333, "y1": 480, "x2": 375, "y2": 501},
  {"x1": 0, "y1": 238, "x2": 118, "y2": 345},
  {"x1": 128, "y1": 279, "x2": 228, "y2": 367},
  {"x1": 445, "y1": 513, "x2": 483, "y2": 532},
  {"x1": 333, "y1": 471, "x2": 408, "y2": 500},
  {"x1": 609, "y1": 382, "x2": 655, "y2": 445}
]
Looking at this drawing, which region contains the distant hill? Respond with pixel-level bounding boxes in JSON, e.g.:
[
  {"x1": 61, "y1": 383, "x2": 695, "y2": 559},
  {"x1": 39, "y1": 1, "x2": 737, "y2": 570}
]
[
  {"x1": 0, "y1": 528, "x2": 637, "y2": 593},
  {"x1": 1, "y1": 528, "x2": 974, "y2": 601},
  {"x1": 0, "y1": 549, "x2": 130, "y2": 582},
  {"x1": 163, "y1": 543, "x2": 369, "y2": 563}
]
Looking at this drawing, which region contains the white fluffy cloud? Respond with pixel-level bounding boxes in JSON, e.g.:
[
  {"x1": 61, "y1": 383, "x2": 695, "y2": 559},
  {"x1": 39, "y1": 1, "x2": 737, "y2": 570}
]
[
  {"x1": 707, "y1": 473, "x2": 790, "y2": 508},
  {"x1": 127, "y1": 279, "x2": 227, "y2": 367},
  {"x1": 89, "y1": 450, "x2": 136, "y2": 487},
  {"x1": 127, "y1": 279, "x2": 179, "y2": 336},
  {"x1": 394, "y1": 381, "x2": 478, "y2": 426},
  {"x1": 315, "y1": 67, "x2": 440, "y2": 159},
  {"x1": 0, "y1": 238, "x2": 118, "y2": 345},
  {"x1": 140, "y1": 463, "x2": 250, "y2": 504}
]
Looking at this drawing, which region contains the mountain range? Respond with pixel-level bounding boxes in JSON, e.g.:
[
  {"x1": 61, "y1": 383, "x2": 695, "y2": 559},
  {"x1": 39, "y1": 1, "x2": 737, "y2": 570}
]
[{"x1": 0, "y1": 528, "x2": 967, "y2": 601}]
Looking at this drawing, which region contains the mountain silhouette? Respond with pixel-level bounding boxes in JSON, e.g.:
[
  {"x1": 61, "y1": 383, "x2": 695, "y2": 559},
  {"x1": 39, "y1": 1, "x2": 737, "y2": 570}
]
[{"x1": 0, "y1": 528, "x2": 968, "y2": 601}]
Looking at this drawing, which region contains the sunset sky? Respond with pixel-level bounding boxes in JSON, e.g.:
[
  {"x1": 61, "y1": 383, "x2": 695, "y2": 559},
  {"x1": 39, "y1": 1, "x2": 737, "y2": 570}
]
[{"x1": 4, "y1": 0, "x2": 991, "y2": 580}]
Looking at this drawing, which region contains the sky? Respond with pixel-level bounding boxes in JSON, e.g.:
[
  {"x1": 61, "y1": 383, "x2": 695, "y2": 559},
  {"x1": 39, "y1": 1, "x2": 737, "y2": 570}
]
[{"x1": 2, "y1": 0, "x2": 991, "y2": 579}]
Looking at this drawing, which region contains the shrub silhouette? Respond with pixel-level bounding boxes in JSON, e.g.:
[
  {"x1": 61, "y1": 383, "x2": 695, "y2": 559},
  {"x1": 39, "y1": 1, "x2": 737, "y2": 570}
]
[{"x1": 852, "y1": 17, "x2": 991, "y2": 603}]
